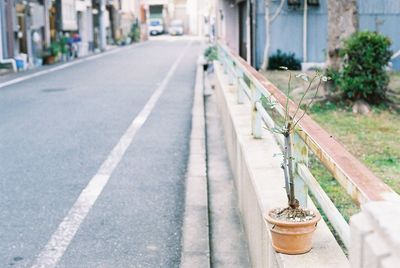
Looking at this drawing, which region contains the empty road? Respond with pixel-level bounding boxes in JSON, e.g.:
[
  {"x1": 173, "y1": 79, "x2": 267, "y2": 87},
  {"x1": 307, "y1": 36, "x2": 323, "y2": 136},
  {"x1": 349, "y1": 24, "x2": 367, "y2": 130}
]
[{"x1": 0, "y1": 38, "x2": 201, "y2": 267}]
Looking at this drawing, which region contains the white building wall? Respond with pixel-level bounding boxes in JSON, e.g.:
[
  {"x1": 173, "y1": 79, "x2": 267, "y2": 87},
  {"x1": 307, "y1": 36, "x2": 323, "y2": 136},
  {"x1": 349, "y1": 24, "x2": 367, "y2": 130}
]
[
  {"x1": 217, "y1": 0, "x2": 239, "y2": 53},
  {"x1": 75, "y1": 0, "x2": 93, "y2": 56}
]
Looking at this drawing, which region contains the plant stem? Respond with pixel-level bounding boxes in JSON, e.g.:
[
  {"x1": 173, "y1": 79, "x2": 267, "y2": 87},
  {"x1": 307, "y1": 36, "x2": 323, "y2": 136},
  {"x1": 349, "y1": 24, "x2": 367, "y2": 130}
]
[
  {"x1": 283, "y1": 133, "x2": 291, "y2": 200},
  {"x1": 285, "y1": 123, "x2": 297, "y2": 208},
  {"x1": 284, "y1": 72, "x2": 292, "y2": 124}
]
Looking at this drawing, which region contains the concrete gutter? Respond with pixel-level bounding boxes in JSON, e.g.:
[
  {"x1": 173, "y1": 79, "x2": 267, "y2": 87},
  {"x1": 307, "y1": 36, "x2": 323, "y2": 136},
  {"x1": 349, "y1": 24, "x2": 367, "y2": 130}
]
[
  {"x1": 180, "y1": 62, "x2": 210, "y2": 267},
  {"x1": 205, "y1": 71, "x2": 251, "y2": 267}
]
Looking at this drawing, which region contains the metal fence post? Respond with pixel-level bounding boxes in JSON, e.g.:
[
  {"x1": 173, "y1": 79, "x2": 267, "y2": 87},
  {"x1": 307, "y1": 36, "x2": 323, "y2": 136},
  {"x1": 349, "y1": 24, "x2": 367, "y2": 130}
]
[
  {"x1": 292, "y1": 133, "x2": 308, "y2": 207},
  {"x1": 227, "y1": 62, "x2": 235, "y2": 85},
  {"x1": 223, "y1": 52, "x2": 228, "y2": 74},
  {"x1": 227, "y1": 65, "x2": 233, "y2": 85},
  {"x1": 251, "y1": 83, "x2": 262, "y2": 139},
  {"x1": 217, "y1": 46, "x2": 223, "y2": 67},
  {"x1": 237, "y1": 76, "x2": 245, "y2": 104}
]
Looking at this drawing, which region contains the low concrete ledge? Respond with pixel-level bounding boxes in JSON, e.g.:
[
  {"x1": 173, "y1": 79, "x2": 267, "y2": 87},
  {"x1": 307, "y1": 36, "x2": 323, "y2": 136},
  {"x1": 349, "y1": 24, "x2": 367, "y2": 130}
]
[{"x1": 213, "y1": 62, "x2": 348, "y2": 268}]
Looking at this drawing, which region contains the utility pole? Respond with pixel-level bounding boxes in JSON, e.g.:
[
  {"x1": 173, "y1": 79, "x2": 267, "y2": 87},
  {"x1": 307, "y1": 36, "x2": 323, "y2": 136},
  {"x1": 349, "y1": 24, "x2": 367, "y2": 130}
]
[
  {"x1": 0, "y1": 1, "x2": 5, "y2": 60},
  {"x1": 43, "y1": 0, "x2": 51, "y2": 47},
  {"x1": 26, "y1": 0, "x2": 34, "y2": 67},
  {"x1": 5, "y1": 0, "x2": 15, "y2": 58},
  {"x1": 99, "y1": 0, "x2": 107, "y2": 51}
]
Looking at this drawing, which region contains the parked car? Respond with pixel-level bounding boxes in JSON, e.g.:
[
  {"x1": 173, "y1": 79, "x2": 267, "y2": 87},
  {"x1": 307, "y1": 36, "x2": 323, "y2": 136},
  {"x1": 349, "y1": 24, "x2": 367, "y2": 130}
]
[
  {"x1": 169, "y1": 20, "x2": 184, "y2": 36},
  {"x1": 149, "y1": 19, "x2": 164, "y2": 35}
]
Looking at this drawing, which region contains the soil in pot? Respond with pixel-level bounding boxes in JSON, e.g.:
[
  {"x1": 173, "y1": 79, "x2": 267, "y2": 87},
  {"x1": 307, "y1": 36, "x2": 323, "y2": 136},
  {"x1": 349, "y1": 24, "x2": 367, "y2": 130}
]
[{"x1": 265, "y1": 207, "x2": 321, "y2": 255}]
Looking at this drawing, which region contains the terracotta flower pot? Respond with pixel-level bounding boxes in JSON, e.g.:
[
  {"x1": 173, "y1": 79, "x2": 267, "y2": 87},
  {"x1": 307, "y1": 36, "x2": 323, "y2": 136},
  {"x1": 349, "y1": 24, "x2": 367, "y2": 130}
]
[
  {"x1": 265, "y1": 209, "x2": 321, "y2": 254},
  {"x1": 44, "y1": 55, "x2": 55, "y2": 65}
]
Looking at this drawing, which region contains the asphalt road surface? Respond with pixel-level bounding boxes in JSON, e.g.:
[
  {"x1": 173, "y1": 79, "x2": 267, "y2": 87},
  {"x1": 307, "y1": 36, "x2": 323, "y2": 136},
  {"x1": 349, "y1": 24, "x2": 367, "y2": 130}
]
[{"x1": 0, "y1": 37, "x2": 201, "y2": 267}]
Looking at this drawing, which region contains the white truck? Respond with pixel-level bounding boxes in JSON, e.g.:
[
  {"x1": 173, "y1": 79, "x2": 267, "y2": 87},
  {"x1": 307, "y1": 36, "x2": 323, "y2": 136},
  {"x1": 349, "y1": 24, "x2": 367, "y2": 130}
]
[{"x1": 148, "y1": 19, "x2": 164, "y2": 36}]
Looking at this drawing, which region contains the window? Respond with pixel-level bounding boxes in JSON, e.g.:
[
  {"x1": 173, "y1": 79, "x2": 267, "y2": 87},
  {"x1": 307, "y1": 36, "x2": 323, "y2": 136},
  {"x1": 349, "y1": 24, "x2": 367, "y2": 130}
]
[
  {"x1": 307, "y1": 0, "x2": 319, "y2": 6},
  {"x1": 287, "y1": 0, "x2": 301, "y2": 6},
  {"x1": 150, "y1": 21, "x2": 161, "y2": 26}
]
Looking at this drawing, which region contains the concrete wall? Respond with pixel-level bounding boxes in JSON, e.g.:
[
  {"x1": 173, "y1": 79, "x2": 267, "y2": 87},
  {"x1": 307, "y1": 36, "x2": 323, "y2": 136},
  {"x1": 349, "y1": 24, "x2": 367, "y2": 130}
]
[
  {"x1": 350, "y1": 201, "x2": 400, "y2": 268},
  {"x1": 213, "y1": 61, "x2": 348, "y2": 267}
]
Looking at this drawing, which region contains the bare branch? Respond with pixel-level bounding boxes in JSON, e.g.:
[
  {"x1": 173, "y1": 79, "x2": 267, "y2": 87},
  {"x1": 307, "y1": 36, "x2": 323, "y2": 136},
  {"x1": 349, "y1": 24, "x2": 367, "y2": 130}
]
[
  {"x1": 292, "y1": 75, "x2": 318, "y2": 122},
  {"x1": 270, "y1": 0, "x2": 285, "y2": 22},
  {"x1": 292, "y1": 78, "x2": 323, "y2": 129}
]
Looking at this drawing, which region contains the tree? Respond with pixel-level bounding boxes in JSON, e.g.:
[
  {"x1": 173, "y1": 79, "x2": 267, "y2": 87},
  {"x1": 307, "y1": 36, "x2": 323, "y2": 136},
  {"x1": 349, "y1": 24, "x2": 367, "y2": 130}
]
[
  {"x1": 327, "y1": 0, "x2": 358, "y2": 70},
  {"x1": 261, "y1": 0, "x2": 285, "y2": 70}
]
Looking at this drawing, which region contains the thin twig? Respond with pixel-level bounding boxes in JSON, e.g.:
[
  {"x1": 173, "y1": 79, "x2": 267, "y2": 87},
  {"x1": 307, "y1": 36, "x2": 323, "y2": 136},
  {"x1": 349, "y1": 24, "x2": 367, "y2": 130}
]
[
  {"x1": 292, "y1": 78, "x2": 323, "y2": 129},
  {"x1": 292, "y1": 75, "x2": 318, "y2": 123},
  {"x1": 270, "y1": 0, "x2": 285, "y2": 22},
  {"x1": 263, "y1": 125, "x2": 284, "y2": 134}
]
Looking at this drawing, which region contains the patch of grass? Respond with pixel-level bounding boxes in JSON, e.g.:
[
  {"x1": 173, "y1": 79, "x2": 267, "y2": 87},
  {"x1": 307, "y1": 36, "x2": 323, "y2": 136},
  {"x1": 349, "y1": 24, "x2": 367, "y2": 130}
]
[
  {"x1": 309, "y1": 155, "x2": 360, "y2": 222},
  {"x1": 309, "y1": 193, "x2": 350, "y2": 256},
  {"x1": 263, "y1": 70, "x2": 400, "y2": 192},
  {"x1": 310, "y1": 106, "x2": 400, "y2": 194}
]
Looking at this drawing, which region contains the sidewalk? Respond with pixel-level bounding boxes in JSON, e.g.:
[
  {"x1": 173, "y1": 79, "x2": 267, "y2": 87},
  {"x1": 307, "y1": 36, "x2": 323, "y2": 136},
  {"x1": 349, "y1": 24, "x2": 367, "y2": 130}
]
[{"x1": 0, "y1": 44, "x2": 129, "y2": 84}]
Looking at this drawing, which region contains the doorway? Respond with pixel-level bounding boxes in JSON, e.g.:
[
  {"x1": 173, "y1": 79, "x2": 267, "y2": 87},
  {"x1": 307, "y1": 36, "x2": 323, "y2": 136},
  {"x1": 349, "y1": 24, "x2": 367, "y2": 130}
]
[{"x1": 238, "y1": 1, "x2": 247, "y2": 61}]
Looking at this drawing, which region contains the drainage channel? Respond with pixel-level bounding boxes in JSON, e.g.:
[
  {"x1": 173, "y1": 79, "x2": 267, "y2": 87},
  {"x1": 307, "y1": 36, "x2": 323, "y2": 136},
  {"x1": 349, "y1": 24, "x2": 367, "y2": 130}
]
[{"x1": 203, "y1": 68, "x2": 251, "y2": 267}]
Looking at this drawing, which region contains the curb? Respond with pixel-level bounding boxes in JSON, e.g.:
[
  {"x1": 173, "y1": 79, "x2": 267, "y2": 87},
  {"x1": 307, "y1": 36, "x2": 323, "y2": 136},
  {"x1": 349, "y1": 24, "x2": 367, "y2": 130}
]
[{"x1": 180, "y1": 62, "x2": 210, "y2": 268}]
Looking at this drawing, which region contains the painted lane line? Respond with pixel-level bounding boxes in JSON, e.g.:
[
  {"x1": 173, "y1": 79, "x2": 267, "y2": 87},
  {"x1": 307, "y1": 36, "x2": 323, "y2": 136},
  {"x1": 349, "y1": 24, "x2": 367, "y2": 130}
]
[
  {"x1": 30, "y1": 41, "x2": 191, "y2": 268},
  {"x1": 0, "y1": 43, "x2": 145, "y2": 90}
]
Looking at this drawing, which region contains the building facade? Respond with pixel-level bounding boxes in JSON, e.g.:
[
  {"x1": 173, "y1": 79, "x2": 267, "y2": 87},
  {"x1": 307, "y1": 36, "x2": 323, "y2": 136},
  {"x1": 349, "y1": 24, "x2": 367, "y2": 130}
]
[
  {"x1": 0, "y1": 0, "x2": 141, "y2": 72},
  {"x1": 217, "y1": 0, "x2": 400, "y2": 70}
]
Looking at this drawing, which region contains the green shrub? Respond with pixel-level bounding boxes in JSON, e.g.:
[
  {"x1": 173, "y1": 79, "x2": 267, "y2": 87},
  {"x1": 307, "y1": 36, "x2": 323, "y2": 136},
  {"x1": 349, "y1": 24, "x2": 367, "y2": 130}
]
[
  {"x1": 324, "y1": 67, "x2": 340, "y2": 92},
  {"x1": 268, "y1": 50, "x2": 301, "y2": 70},
  {"x1": 339, "y1": 31, "x2": 392, "y2": 103},
  {"x1": 49, "y1": 42, "x2": 61, "y2": 56},
  {"x1": 130, "y1": 23, "x2": 141, "y2": 42},
  {"x1": 204, "y1": 46, "x2": 218, "y2": 62},
  {"x1": 61, "y1": 37, "x2": 69, "y2": 54}
]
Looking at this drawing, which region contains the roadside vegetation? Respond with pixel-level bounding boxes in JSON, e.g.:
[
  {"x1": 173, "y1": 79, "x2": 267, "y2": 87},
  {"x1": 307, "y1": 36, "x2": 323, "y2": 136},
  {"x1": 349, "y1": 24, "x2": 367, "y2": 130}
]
[
  {"x1": 261, "y1": 31, "x2": 399, "y2": 226},
  {"x1": 261, "y1": 70, "x2": 400, "y2": 221}
]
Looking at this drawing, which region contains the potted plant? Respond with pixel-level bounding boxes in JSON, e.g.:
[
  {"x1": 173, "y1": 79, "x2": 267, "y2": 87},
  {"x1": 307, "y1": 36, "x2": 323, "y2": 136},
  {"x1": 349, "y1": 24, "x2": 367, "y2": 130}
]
[
  {"x1": 59, "y1": 36, "x2": 69, "y2": 62},
  {"x1": 203, "y1": 46, "x2": 218, "y2": 71},
  {"x1": 264, "y1": 68, "x2": 329, "y2": 254},
  {"x1": 44, "y1": 42, "x2": 62, "y2": 65},
  {"x1": 42, "y1": 46, "x2": 53, "y2": 65}
]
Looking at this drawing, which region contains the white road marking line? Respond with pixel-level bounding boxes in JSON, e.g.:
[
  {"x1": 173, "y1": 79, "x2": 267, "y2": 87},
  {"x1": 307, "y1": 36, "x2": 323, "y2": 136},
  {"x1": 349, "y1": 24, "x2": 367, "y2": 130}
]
[
  {"x1": 30, "y1": 41, "x2": 191, "y2": 268},
  {"x1": 0, "y1": 43, "x2": 145, "y2": 90}
]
